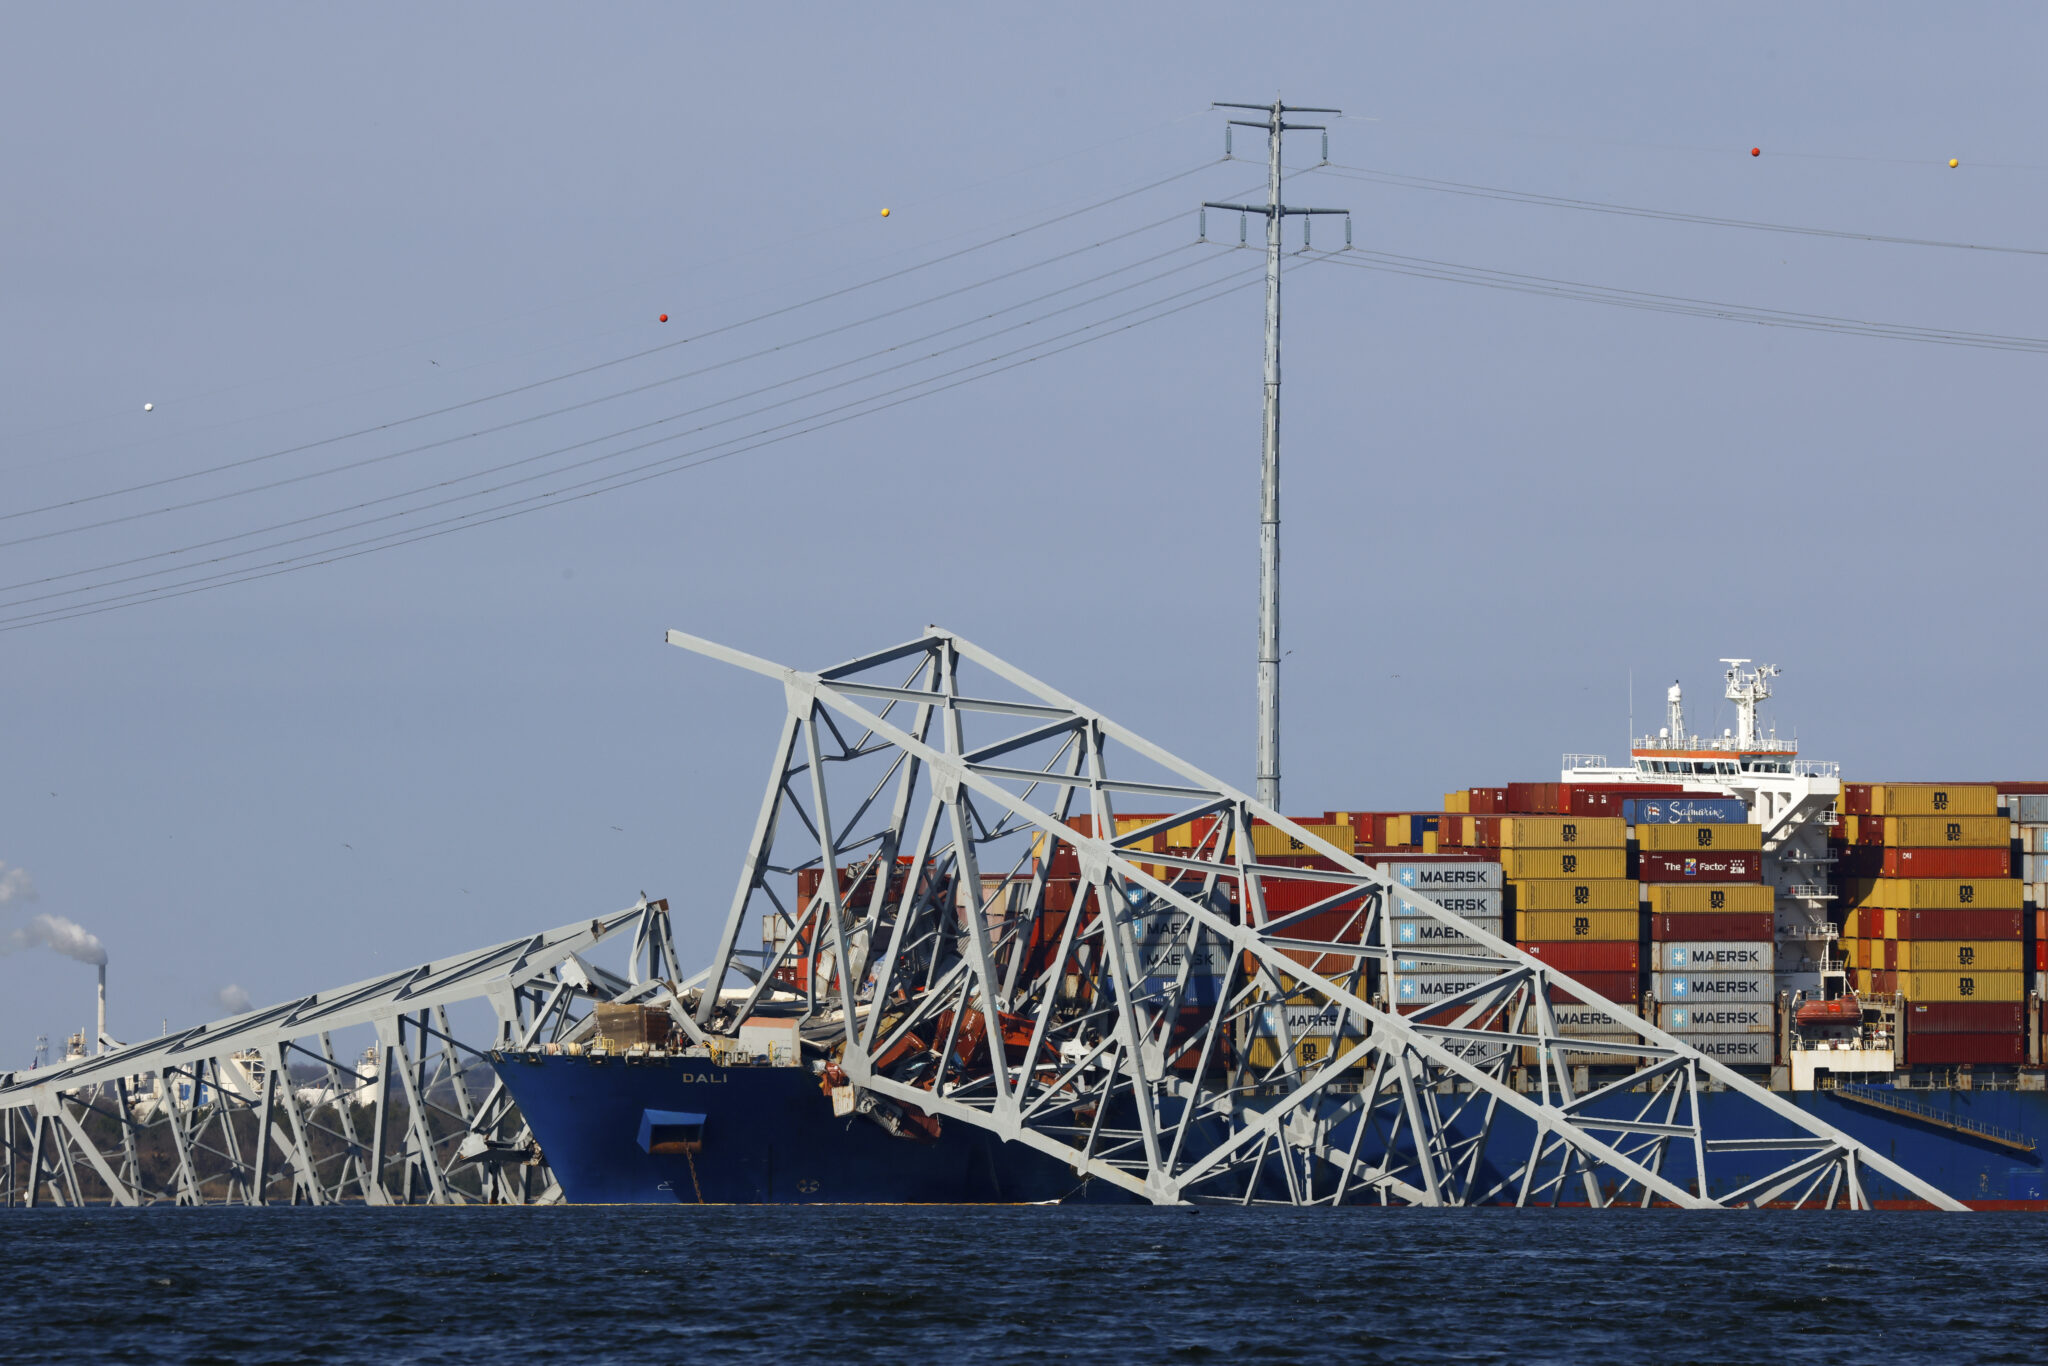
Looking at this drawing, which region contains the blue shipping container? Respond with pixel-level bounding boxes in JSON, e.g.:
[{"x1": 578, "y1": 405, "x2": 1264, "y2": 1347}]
[{"x1": 1624, "y1": 795, "x2": 1748, "y2": 825}]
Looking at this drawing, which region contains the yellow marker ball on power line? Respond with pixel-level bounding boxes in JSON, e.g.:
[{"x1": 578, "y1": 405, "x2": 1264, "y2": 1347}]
[
  {"x1": 880, "y1": 207, "x2": 891, "y2": 217},
  {"x1": 1949, "y1": 158, "x2": 1960, "y2": 168}
]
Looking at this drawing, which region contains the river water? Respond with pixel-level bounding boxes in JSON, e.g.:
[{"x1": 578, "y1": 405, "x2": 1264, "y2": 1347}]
[{"x1": 1, "y1": 1205, "x2": 2039, "y2": 1364}]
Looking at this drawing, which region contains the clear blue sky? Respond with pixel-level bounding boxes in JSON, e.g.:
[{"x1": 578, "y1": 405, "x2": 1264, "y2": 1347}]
[{"x1": 4, "y1": 4, "x2": 2043, "y2": 1056}]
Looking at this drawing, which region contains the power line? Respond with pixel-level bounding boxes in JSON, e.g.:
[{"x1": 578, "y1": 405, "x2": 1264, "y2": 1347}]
[
  {"x1": 3, "y1": 161, "x2": 1224, "y2": 527},
  {"x1": 0, "y1": 268, "x2": 1264, "y2": 632},
  {"x1": 0, "y1": 247, "x2": 1233, "y2": 607},
  {"x1": 1313, "y1": 162, "x2": 2048, "y2": 258},
  {"x1": 1307, "y1": 247, "x2": 2048, "y2": 353}
]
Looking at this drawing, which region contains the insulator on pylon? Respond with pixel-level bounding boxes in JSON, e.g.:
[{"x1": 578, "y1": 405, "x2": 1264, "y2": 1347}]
[
  {"x1": 1239, "y1": 213, "x2": 1248, "y2": 245},
  {"x1": 1199, "y1": 207, "x2": 1207, "y2": 241}
]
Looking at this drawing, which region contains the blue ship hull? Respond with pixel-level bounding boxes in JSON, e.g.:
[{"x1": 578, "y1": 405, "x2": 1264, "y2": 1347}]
[{"x1": 494, "y1": 1054, "x2": 2047, "y2": 1207}]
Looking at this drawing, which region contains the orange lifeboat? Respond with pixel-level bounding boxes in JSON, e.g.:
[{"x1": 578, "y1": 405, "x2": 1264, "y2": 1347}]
[{"x1": 1796, "y1": 995, "x2": 1862, "y2": 1027}]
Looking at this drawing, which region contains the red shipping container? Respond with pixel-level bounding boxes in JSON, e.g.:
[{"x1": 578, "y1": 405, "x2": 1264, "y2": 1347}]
[
  {"x1": 1902, "y1": 1001, "x2": 2026, "y2": 1034},
  {"x1": 1840, "y1": 783, "x2": 1873, "y2": 816},
  {"x1": 1636, "y1": 851, "x2": 1763, "y2": 883},
  {"x1": 1843, "y1": 819, "x2": 1889, "y2": 847},
  {"x1": 1649, "y1": 912, "x2": 1775, "y2": 941},
  {"x1": 1837, "y1": 845, "x2": 2015, "y2": 879},
  {"x1": 1259, "y1": 877, "x2": 1366, "y2": 916},
  {"x1": 1517, "y1": 940, "x2": 1641, "y2": 973},
  {"x1": 1547, "y1": 971, "x2": 1639, "y2": 1004},
  {"x1": 1468, "y1": 787, "x2": 1508, "y2": 815},
  {"x1": 1892, "y1": 909, "x2": 2024, "y2": 941},
  {"x1": 1506, "y1": 782, "x2": 1565, "y2": 815},
  {"x1": 1903, "y1": 1031, "x2": 2025, "y2": 1065},
  {"x1": 2036, "y1": 940, "x2": 2047, "y2": 972}
]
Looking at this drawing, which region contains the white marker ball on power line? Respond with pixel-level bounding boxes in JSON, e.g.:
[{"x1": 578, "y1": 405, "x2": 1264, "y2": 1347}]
[{"x1": 143, "y1": 402, "x2": 154, "y2": 412}]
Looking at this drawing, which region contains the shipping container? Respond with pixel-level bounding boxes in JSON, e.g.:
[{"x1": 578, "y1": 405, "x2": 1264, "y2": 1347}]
[
  {"x1": 1868, "y1": 783, "x2": 2000, "y2": 817},
  {"x1": 1499, "y1": 847, "x2": 1629, "y2": 880},
  {"x1": 1548, "y1": 972, "x2": 1640, "y2": 1004},
  {"x1": 1657, "y1": 941, "x2": 1773, "y2": 972},
  {"x1": 1623, "y1": 795, "x2": 1749, "y2": 825},
  {"x1": 1635, "y1": 851, "x2": 1763, "y2": 883},
  {"x1": 2025, "y1": 826, "x2": 2048, "y2": 854},
  {"x1": 2013, "y1": 794, "x2": 2048, "y2": 824},
  {"x1": 1393, "y1": 917, "x2": 1505, "y2": 948},
  {"x1": 1872, "y1": 908, "x2": 2025, "y2": 941},
  {"x1": 1509, "y1": 879, "x2": 1639, "y2": 911},
  {"x1": 1504, "y1": 782, "x2": 1564, "y2": 815},
  {"x1": 1636, "y1": 823, "x2": 1763, "y2": 852},
  {"x1": 1238, "y1": 822, "x2": 1357, "y2": 859},
  {"x1": 1496, "y1": 815, "x2": 1626, "y2": 848},
  {"x1": 1839, "y1": 783, "x2": 1873, "y2": 816},
  {"x1": 1517, "y1": 940, "x2": 1641, "y2": 973},
  {"x1": 1902, "y1": 1001, "x2": 2025, "y2": 1034},
  {"x1": 1847, "y1": 877, "x2": 2023, "y2": 911},
  {"x1": 1391, "y1": 973, "x2": 1503, "y2": 1006},
  {"x1": 1515, "y1": 909, "x2": 1641, "y2": 941},
  {"x1": 1902, "y1": 1032, "x2": 2026, "y2": 1066},
  {"x1": 1898, "y1": 970, "x2": 2027, "y2": 1003},
  {"x1": 1659, "y1": 1000, "x2": 1774, "y2": 1034},
  {"x1": 1443, "y1": 790, "x2": 1471, "y2": 814},
  {"x1": 1381, "y1": 861, "x2": 1505, "y2": 890},
  {"x1": 1683, "y1": 1033, "x2": 1775, "y2": 1065},
  {"x1": 1646, "y1": 884, "x2": 1775, "y2": 914},
  {"x1": 1653, "y1": 971, "x2": 1773, "y2": 1003},
  {"x1": 1649, "y1": 911, "x2": 1776, "y2": 941},
  {"x1": 1890, "y1": 940, "x2": 2026, "y2": 972},
  {"x1": 1549, "y1": 1002, "x2": 1643, "y2": 1034},
  {"x1": 2027, "y1": 853, "x2": 2048, "y2": 883},
  {"x1": 1835, "y1": 845, "x2": 2014, "y2": 880},
  {"x1": 1838, "y1": 815, "x2": 1887, "y2": 847},
  {"x1": 1391, "y1": 888, "x2": 1505, "y2": 920},
  {"x1": 1520, "y1": 1036, "x2": 1650, "y2": 1067},
  {"x1": 1881, "y1": 815, "x2": 2010, "y2": 848}
]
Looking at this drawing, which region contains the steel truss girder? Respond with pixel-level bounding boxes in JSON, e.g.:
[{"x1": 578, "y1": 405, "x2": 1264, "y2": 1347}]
[
  {"x1": 0, "y1": 901, "x2": 676, "y2": 1207},
  {"x1": 674, "y1": 626, "x2": 1964, "y2": 1211}
]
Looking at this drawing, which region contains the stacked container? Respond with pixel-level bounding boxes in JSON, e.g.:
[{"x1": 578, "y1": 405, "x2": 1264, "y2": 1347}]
[
  {"x1": 2013, "y1": 791, "x2": 2048, "y2": 1013},
  {"x1": 1482, "y1": 812, "x2": 1637, "y2": 1011},
  {"x1": 1837, "y1": 783, "x2": 2026, "y2": 1067},
  {"x1": 1633, "y1": 795, "x2": 1774, "y2": 1066}
]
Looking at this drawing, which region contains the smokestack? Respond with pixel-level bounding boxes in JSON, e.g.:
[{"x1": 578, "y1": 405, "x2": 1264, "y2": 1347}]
[{"x1": 97, "y1": 962, "x2": 107, "y2": 1055}]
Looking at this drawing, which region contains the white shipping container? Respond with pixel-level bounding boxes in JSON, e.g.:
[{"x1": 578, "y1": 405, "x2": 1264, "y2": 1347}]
[
  {"x1": 1393, "y1": 916, "x2": 1504, "y2": 948},
  {"x1": 1391, "y1": 887, "x2": 1504, "y2": 919},
  {"x1": 1386, "y1": 862, "x2": 1504, "y2": 891},
  {"x1": 2010, "y1": 795, "x2": 2048, "y2": 824},
  {"x1": 1659, "y1": 1001, "x2": 1773, "y2": 1034},
  {"x1": 1652, "y1": 971, "x2": 1774, "y2": 1003},
  {"x1": 1682, "y1": 1032, "x2": 1774, "y2": 1065},
  {"x1": 2024, "y1": 852, "x2": 2048, "y2": 882},
  {"x1": 1392, "y1": 973, "x2": 1500, "y2": 1006},
  {"x1": 2021, "y1": 825, "x2": 2048, "y2": 854},
  {"x1": 1394, "y1": 949, "x2": 1508, "y2": 975},
  {"x1": 1656, "y1": 941, "x2": 1774, "y2": 973},
  {"x1": 1547, "y1": 1002, "x2": 1642, "y2": 1036}
]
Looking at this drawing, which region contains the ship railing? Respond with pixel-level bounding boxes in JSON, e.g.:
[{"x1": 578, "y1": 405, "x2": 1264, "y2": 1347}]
[
  {"x1": 1560, "y1": 752, "x2": 1609, "y2": 770},
  {"x1": 1793, "y1": 760, "x2": 1841, "y2": 779},
  {"x1": 1788, "y1": 885, "x2": 1836, "y2": 901},
  {"x1": 1829, "y1": 1082, "x2": 2039, "y2": 1152}
]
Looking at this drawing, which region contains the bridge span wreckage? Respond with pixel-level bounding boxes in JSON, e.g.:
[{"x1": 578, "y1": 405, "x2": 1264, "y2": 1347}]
[{"x1": 3, "y1": 627, "x2": 1964, "y2": 1209}]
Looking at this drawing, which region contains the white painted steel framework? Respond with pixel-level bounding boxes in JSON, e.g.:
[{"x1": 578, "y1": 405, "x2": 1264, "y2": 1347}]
[
  {"x1": 677, "y1": 626, "x2": 1964, "y2": 1210},
  {"x1": 0, "y1": 901, "x2": 680, "y2": 1206}
]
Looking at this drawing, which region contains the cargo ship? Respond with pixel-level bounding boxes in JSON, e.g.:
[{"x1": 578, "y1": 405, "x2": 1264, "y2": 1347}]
[{"x1": 493, "y1": 660, "x2": 2048, "y2": 1206}]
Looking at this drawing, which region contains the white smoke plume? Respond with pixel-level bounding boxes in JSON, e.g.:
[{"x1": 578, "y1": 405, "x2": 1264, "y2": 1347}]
[
  {"x1": 216, "y1": 984, "x2": 253, "y2": 1014},
  {"x1": 0, "y1": 862, "x2": 36, "y2": 905},
  {"x1": 6, "y1": 912, "x2": 108, "y2": 967}
]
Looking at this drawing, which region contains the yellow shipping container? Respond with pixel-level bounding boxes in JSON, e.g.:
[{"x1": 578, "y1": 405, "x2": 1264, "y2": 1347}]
[
  {"x1": 1443, "y1": 790, "x2": 1471, "y2": 814},
  {"x1": 1892, "y1": 940, "x2": 2024, "y2": 972},
  {"x1": 1498, "y1": 848, "x2": 1628, "y2": 880},
  {"x1": 1247, "y1": 1033, "x2": 1361, "y2": 1070},
  {"x1": 1235, "y1": 823, "x2": 1355, "y2": 858},
  {"x1": 1867, "y1": 783, "x2": 1998, "y2": 817},
  {"x1": 1881, "y1": 815, "x2": 2008, "y2": 847},
  {"x1": 1636, "y1": 823, "x2": 1762, "y2": 852},
  {"x1": 1899, "y1": 971, "x2": 2026, "y2": 1003},
  {"x1": 1510, "y1": 878, "x2": 1639, "y2": 911},
  {"x1": 1496, "y1": 816, "x2": 1625, "y2": 848},
  {"x1": 1644, "y1": 883, "x2": 1775, "y2": 914},
  {"x1": 1847, "y1": 877, "x2": 2022, "y2": 910},
  {"x1": 1515, "y1": 909, "x2": 1641, "y2": 940}
]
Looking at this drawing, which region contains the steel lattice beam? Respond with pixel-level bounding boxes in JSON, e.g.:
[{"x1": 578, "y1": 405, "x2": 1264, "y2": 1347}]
[{"x1": 673, "y1": 626, "x2": 1965, "y2": 1211}]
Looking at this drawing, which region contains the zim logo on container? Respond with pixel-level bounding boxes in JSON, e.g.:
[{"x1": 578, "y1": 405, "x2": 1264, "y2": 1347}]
[
  {"x1": 1709, "y1": 889, "x2": 1726, "y2": 910},
  {"x1": 1561, "y1": 853, "x2": 1578, "y2": 874},
  {"x1": 1959, "y1": 884, "x2": 1975, "y2": 904},
  {"x1": 1561, "y1": 822, "x2": 1579, "y2": 844}
]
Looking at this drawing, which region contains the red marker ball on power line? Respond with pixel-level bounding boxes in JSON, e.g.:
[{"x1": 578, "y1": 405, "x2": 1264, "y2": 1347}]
[
  {"x1": 1751, "y1": 147, "x2": 1761, "y2": 157},
  {"x1": 659, "y1": 314, "x2": 668, "y2": 322}
]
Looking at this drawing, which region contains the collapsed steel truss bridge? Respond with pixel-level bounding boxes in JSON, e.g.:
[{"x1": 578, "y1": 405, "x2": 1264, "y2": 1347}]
[{"x1": 676, "y1": 626, "x2": 1962, "y2": 1210}]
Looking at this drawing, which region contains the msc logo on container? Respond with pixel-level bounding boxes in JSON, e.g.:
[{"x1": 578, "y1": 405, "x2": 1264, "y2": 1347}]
[
  {"x1": 1561, "y1": 822, "x2": 1579, "y2": 844},
  {"x1": 1958, "y1": 945, "x2": 1976, "y2": 966},
  {"x1": 1561, "y1": 853, "x2": 1578, "y2": 874},
  {"x1": 1709, "y1": 889, "x2": 1726, "y2": 909},
  {"x1": 1572, "y1": 884, "x2": 1590, "y2": 905},
  {"x1": 1696, "y1": 827, "x2": 1713, "y2": 847},
  {"x1": 1572, "y1": 915, "x2": 1590, "y2": 936},
  {"x1": 1946, "y1": 822, "x2": 1963, "y2": 842},
  {"x1": 1960, "y1": 976, "x2": 1977, "y2": 997},
  {"x1": 1959, "y1": 883, "x2": 1975, "y2": 904},
  {"x1": 1933, "y1": 790, "x2": 1950, "y2": 810}
]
